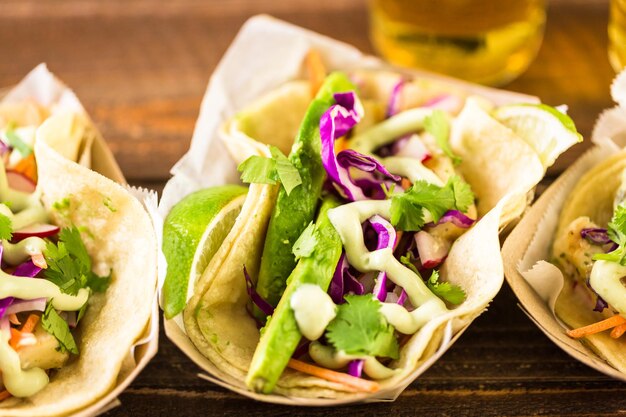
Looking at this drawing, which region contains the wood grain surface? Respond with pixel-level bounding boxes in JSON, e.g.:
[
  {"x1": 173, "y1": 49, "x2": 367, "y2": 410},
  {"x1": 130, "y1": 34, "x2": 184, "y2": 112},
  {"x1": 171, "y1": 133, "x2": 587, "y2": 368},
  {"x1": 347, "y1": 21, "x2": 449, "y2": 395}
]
[{"x1": 1, "y1": 0, "x2": 623, "y2": 416}]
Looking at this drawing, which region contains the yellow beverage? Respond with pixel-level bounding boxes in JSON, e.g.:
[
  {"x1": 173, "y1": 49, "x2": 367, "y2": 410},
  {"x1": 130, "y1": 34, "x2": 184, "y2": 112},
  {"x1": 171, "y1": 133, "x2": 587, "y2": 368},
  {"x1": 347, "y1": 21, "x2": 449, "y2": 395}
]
[
  {"x1": 369, "y1": 0, "x2": 546, "y2": 86},
  {"x1": 609, "y1": 0, "x2": 626, "y2": 72}
]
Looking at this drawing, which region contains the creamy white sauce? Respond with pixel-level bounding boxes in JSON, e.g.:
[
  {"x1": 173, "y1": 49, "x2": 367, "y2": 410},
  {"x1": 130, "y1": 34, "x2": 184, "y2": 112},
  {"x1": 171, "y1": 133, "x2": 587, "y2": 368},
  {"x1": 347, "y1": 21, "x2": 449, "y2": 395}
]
[
  {"x1": 290, "y1": 284, "x2": 336, "y2": 341},
  {"x1": 308, "y1": 341, "x2": 398, "y2": 380},
  {"x1": 589, "y1": 260, "x2": 626, "y2": 316}
]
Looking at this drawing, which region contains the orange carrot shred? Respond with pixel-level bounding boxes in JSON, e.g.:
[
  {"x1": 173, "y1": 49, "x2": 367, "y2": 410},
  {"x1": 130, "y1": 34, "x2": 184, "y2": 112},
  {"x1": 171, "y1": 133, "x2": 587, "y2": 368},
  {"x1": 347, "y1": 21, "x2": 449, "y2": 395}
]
[
  {"x1": 0, "y1": 390, "x2": 11, "y2": 401},
  {"x1": 566, "y1": 315, "x2": 626, "y2": 339},
  {"x1": 9, "y1": 328, "x2": 21, "y2": 350},
  {"x1": 335, "y1": 137, "x2": 349, "y2": 154},
  {"x1": 8, "y1": 314, "x2": 19, "y2": 326},
  {"x1": 287, "y1": 359, "x2": 380, "y2": 393},
  {"x1": 611, "y1": 322, "x2": 626, "y2": 339},
  {"x1": 305, "y1": 49, "x2": 326, "y2": 98},
  {"x1": 21, "y1": 314, "x2": 39, "y2": 334},
  {"x1": 393, "y1": 231, "x2": 404, "y2": 251},
  {"x1": 401, "y1": 178, "x2": 412, "y2": 190},
  {"x1": 12, "y1": 153, "x2": 37, "y2": 183}
]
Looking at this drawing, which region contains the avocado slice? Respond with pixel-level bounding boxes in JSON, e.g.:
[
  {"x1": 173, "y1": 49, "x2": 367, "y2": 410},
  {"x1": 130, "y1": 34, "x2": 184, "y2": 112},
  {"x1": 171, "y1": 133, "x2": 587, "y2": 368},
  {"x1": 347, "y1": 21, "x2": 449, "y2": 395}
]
[
  {"x1": 246, "y1": 196, "x2": 343, "y2": 393},
  {"x1": 254, "y1": 72, "x2": 355, "y2": 316}
]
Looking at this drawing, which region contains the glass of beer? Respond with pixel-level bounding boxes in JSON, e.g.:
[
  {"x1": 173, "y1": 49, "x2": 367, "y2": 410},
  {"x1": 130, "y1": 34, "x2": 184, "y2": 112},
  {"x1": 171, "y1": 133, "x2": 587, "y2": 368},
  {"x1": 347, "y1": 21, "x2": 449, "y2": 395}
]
[
  {"x1": 609, "y1": 0, "x2": 626, "y2": 72},
  {"x1": 368, "y1": 0, "x2": 546, "y2": 86}
]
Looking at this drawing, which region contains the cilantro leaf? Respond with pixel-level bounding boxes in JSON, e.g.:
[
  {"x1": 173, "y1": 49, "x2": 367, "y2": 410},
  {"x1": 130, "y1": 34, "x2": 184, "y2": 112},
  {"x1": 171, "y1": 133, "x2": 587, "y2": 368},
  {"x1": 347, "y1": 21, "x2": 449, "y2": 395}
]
[
  {"x1": 426, "y1": 270, "x2": 466, "y2": 305},
  {"x1": 400, "y1": 252, "x2": 420, "y2": 275},
  {"x1": 5, "y1": 130, "x2": 32, "y2": 157},
  {"x1": 326, "y1": 295, "x2": 399, "y2": 359},
  {"x1": 269, "y1": 146, "x2": 302, "y2": 195},
  {"x1": 594, "y1": 203, "x2": 626, "y2": 265},
  {"x1": 237, "y1": 146, "x2": 302, "y2": 195},
  {"x1": 238, "y1": 156, "x2": 278, "y2": 185},
  {"x1": 292, "y1": 221, "x2": 317, "y2": 260},
  {"x1": 41, "y1": 302, "x2": 79, "y2": 354},
  {"x1": 390, "y1": 176, "x2": 474, "y2": 231},
  {"x1": 0, "y1": 213, "x2": 13, "y2": 240},
  {"x1": 44, "y1": 226, "x2": 111, "y2": 295},
  {"x1": 424, "y1": 110, "x2": 461, "y2": 165}
]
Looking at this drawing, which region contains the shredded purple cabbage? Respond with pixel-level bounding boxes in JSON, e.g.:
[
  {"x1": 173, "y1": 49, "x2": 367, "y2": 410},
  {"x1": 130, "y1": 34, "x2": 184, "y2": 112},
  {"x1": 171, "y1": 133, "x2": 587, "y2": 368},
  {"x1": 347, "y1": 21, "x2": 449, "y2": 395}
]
[
  {"x1": 243, "y1": 266, "x2": 274, "y2": 316},
  {"x1": 0, "y1": 244, "x2": 10, "y2": 319},
  {"x1": 585, "y1": 277, "x2": 609, "y2": 312},
  {"x1": 14, "y1": 260, "x2": 42, "y2": 278},
  {"x1": 386, "y1": 79, "x2": 405, "y2": 118},
  {"x1": 320, "y1": 92, "x2": 399, "y2": 201},
  {"x1": 370, "y1": 215, "x2": 397, "y2": 302},
  {"x1": 348, "y1": 359, "x2": 364, "y2": 378},
  {"x1": 437, "y1": 210, "x2": 475, "y2": 229},
  {"x1": 329, "y1": 253, "x2": 364, "y2": 304},
  {"x1": 580, "y1": 228, "x2": 612, "y2": 245},
  {"x1": 292, "y1": 341, "x2": 311, "y2": 359}
]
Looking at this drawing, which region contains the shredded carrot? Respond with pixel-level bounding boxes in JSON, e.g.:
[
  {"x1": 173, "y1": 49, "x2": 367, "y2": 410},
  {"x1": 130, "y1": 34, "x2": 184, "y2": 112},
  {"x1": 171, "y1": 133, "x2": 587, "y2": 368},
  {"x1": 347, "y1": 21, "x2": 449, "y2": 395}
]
[
  {"x1": 12, "y1": 153, "x2": 37, "y2": 183},
  {"x1": 611, "y1": 322, "x2": 626, "y2": 339},
  {"x1": 8, "y1": 314, "x2": 19, "y2": 326},
  {"x1": 566, "y1": 315, "x2": 626, "y2": 339},
  {"x1": 401, "y1": 178, "x2": 412, "y2": 190},
  {"x1": 305, "y1": 49, "x2": 326, "y2": 97},
  {"x1": 21, "y1": 314, "x2": 39, "y2": 334},
  {"x1": 335, "y1": 137, "x2": 349, "y2": 153},
  {"x1": 31, "y1": 252, "x2": 47, "y2": 269},
  {"x1": 287, "y1": 359, "x2": 380, "y2": 393},
  {"x1": 0, "y1": 390, "x2": 11, "y2": 401},
  {"x1": 9, "y1": 328, "x2": 21, "y2": 350},
  {"x1": 393, "y1": 231, "x2": 404, "y2": 251}
]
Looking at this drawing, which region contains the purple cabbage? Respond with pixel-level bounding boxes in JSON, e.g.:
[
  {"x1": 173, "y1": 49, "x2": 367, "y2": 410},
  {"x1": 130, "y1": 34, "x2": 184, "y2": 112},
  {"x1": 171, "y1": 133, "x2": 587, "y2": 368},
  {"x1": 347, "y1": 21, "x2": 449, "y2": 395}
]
[
  {"x1": 437, "y1": 210, "x2": 475, "y2": 229},
  {"x1": 585, "y1": 277, "x2": 609, "y2": 312},
  {"x1": 386, "y1": 79, "x2": 405, "y2": 118},
  {"x1": 320, "y1": 92, "x2": 399, "y2": 201},
  {"x1": 580, "y1": 228, "x2": 612, "y2": 245},
  {"x1": 329, "y1": 253, "x2": 365, "y2": 304},
  {"x1": 370, "y1": 215, "x2": 397, "y2": 302},
  {"x1": 243, "y1": 266, "x2": 274, "y2": 317},
  {"x1": 0, "y1": 254, "x2": 44, "y2": 319},
  {"x1": 348, "y1": 359, "x2": 365, "y2": 378}
]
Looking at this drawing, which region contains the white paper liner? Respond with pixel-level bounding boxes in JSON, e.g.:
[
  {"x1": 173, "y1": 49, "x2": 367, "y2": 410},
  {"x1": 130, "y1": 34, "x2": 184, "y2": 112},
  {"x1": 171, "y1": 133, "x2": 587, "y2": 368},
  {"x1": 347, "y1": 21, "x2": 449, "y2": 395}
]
[
  {"x1": 503, "y1": 67, "x2": 626, "y2": 380},
  {"x1": 1, "y1": 65, "x2": 159, "y2": 416},
  {"x1": 153, "y1": 15, "x2": 550, "y2": 403}
]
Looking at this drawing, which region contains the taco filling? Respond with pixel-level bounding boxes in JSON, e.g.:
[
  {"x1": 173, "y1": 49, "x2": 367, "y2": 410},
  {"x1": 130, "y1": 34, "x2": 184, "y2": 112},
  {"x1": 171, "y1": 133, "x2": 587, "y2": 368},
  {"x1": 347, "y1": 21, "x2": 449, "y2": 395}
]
[
  {"x1": 163, "y1": 62, "x2": 580, "y2": 398},
  {"x1": 553, "y1": 162, "x2": 626, "y2": 343},
  {"x1": 0, "y1": 121, "x2": 110, "y2": 400}
]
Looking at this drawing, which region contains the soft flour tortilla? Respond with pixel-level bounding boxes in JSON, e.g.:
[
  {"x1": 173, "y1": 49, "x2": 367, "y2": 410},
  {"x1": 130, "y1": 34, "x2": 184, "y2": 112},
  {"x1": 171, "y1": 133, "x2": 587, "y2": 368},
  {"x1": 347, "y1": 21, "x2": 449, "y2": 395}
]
[
  {"x1": 0, "y1": 116, "x2": 157, "y2": 416},
  {"x1": 182, "y1": 70, "x2": 567, "y2": 401},
  {"x1": 552, "y1": 149, "x2": 626, "y2": 373}
]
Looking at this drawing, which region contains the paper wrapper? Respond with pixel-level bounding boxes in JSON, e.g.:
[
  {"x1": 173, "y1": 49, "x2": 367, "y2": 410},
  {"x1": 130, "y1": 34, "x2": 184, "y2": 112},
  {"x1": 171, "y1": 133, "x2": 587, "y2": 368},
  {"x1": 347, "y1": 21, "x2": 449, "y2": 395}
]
[
  {"x1": 502, "y1": 68, "x2": 626, "y2": 381},
  {"x1": 1, "y1": 65, "x2": 159, "y2": 416},
  {"x1": 157, "y1": 15, "x2": 543, "y2": 404}
]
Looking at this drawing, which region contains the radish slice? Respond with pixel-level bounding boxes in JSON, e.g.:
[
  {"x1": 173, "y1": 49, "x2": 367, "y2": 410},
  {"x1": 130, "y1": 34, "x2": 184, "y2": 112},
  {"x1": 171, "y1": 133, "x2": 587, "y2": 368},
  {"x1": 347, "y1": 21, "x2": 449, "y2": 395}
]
[
  {"x1": 13, "y1": 224, "x2": 60, "y2": 241},
  {"x1": 5, "y1": 298, "x2": 46, "y2": 316},
  {"x1": 393, "y1": 134, "x2": 431, "y2": 162},
  {"x1": 415, "y1": 231, "x2": 450, "y2": 269},
  {"x1": 6, "y1": 170, "x2": 35, "y2": 193}
]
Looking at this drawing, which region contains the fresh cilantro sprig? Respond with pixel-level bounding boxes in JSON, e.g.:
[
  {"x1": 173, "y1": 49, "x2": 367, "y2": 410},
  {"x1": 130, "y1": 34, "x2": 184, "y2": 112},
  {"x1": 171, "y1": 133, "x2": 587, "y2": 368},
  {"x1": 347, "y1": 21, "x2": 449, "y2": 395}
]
[
  {"x1": 41, "y1": 302, "x2": 79, "y2": 354},
  {"x1": 425, "y1": 270, "x2": 466, "y2": 305},
  {"x1": 237, "y1": 145, "x2": 302, "y2": 195},
  {"x1": 390, "y1": 176, "x2": 474, "y2": 231},
  {"x1": 44, "y1": 226, "x2": 111, "y2": 296},
  {"x1": 292, "y1": 221, "x2": 317, "y2": 261},
  {"x1": 400, "y1": 252, "x2": 465, "y2": 305},
  {"x1": 424, "y1": 110, "x2": 461, "y2": 165},
  {"x1": 0, "y1": 213, "x2": 12, "y2": 240},
  {"x1": 326, "y1": 295, "x2": 399, "y2": 359},
  {"x1": 593, "y1": 203, "x2": 626, "y2": 264}
]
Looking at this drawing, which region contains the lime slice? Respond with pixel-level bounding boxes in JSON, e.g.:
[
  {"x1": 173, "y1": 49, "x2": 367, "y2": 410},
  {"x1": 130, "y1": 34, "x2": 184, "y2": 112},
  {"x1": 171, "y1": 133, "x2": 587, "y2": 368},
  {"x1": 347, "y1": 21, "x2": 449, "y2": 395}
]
[
  {"x1": 493, "y1": 103, "x2": 583, "y2": 167},
  {"x1": 162, "y1": 185, "x2": 247, "y2": 319}
]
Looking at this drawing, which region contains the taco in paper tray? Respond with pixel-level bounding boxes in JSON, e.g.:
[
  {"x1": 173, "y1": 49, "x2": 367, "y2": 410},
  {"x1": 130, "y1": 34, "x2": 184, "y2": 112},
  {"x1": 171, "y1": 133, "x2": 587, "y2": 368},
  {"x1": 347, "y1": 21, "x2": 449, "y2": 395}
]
[
  {"x1": 539, "y1": 149, "x2": 626, "y2": 372},
  {"x1": 0, "y1": 107, "x2": 157, "y2": 413},
  {"x1": 161, "y1": 68, "x2": 581, "y2": 401}
]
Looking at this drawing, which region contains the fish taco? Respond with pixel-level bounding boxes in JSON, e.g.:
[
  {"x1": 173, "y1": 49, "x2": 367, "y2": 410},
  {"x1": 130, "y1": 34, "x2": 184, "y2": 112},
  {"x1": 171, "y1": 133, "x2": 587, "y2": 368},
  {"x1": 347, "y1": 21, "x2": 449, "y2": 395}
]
[
  {"x1": 0, "y1": 70, "x2": 157, "y2": 416},
  {"x1": 162, "y1": 64, "x2": 580, "y2": 401}
]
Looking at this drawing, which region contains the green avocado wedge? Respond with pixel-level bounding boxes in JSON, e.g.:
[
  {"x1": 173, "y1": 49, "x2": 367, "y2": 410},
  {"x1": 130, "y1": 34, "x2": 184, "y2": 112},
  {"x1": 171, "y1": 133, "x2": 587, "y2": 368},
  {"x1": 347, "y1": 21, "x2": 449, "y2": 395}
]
[
  {"x1": 246, "y1": 196, "x2": 343, "y2": 394},
  {"x1": 254, "y1": 72, "x2": 355, "y2": 317}
]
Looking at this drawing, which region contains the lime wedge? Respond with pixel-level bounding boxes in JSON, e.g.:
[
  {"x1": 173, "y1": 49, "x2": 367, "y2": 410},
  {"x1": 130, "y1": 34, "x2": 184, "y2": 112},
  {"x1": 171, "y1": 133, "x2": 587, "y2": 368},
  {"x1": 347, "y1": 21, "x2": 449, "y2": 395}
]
[
  {"x1": 162, "y1": 185, "x2": 247, "y2": 319},
  {"x1": 493, "y1": 103, "x2": 583, "y2": 167}
]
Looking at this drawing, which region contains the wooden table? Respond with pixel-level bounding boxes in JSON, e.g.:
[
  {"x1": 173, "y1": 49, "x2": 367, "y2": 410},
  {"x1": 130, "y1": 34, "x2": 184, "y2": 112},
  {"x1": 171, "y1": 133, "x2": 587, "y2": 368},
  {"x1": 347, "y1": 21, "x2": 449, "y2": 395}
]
[{"x1": 1, "y1": 0, "x2": 623, "y2": 415}]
